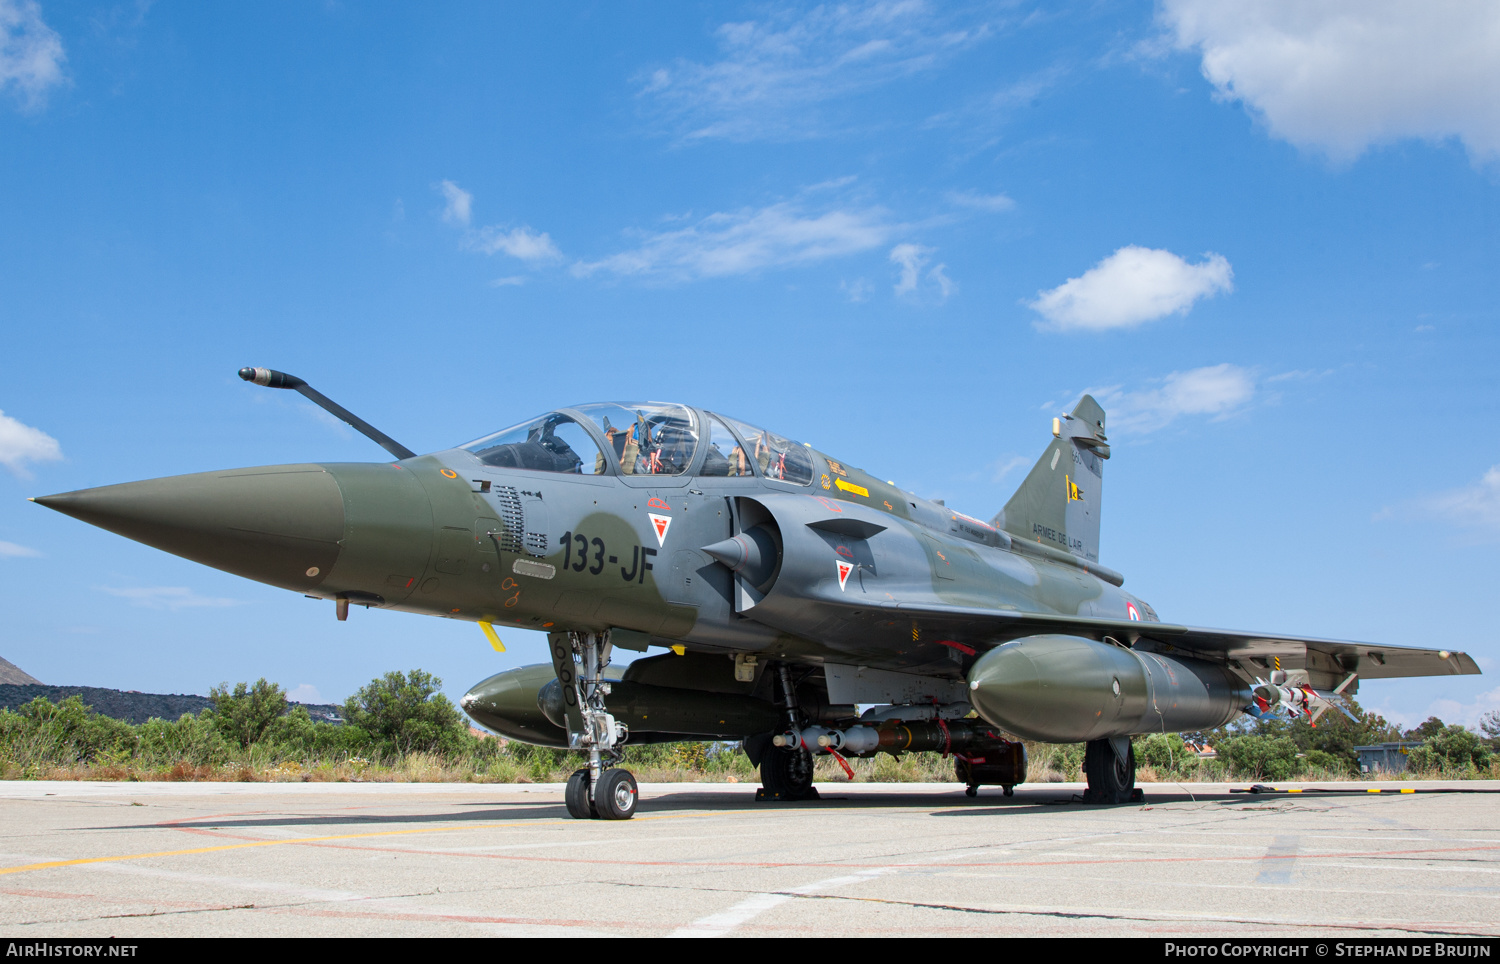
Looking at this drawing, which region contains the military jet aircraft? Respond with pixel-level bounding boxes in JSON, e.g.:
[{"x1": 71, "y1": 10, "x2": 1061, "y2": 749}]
[{"x1": 32, "y1": 368, "x2": 1479, "y2": 819}]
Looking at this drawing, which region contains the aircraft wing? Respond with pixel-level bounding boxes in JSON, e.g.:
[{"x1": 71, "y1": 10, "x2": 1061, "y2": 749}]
[{"x1": 874, "y1": 600, "x2": 1480, "y2": 683}]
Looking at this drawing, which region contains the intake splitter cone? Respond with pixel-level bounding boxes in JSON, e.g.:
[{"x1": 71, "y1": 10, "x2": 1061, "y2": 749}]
[{"x1": 34, "y1": 464, "x2": 344, "y2": 592}]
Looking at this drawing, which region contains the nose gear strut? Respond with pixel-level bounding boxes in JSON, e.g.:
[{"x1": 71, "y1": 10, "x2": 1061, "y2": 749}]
[{"x1": 549, "y1": 630, "x2": 637, "y2": 819}]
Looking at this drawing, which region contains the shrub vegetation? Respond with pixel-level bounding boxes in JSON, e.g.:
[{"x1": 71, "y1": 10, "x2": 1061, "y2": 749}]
[{"x1": 2, "y1": 673, "x2": 1495, "y2": 783}]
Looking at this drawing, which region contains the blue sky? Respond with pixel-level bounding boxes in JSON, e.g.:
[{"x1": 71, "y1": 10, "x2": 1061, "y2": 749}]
[{"x1": 2, "y1": 1, "x2": 1497, "y2": 728}]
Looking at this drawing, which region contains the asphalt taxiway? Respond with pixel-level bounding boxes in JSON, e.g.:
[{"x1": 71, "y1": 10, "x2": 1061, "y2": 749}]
[{"x1": 2, "y1": 780, "x2": 1498, "y2": 937}]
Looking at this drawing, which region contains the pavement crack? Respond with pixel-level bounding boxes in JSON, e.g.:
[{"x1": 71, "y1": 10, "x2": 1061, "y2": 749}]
[{"x1": 606, "y1": 879, "x2": 1494, "y2": 937}]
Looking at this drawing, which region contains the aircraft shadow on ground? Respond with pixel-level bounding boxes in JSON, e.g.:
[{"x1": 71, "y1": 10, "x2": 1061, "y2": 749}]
[{"x1": 88, "y1": 787, "x2": 1263, "y2": 833}]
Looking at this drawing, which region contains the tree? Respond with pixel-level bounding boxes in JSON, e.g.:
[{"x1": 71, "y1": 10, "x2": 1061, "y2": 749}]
[
  {"x1": 1196, "y1": 698, "x2": 1399, "y2": 775},
  {"x1": 1478, "y1": 710, "x2": 1500, "y2": 750},
  {"x1": 210, "y1": 679, "x2": 288, "y2": 748},
  {"x1": 1403, "y1": 716, "x2": 1447, "y2": 742},
  {"x1": 341, "y1": 670, "x2": 470, "y2": 755}
]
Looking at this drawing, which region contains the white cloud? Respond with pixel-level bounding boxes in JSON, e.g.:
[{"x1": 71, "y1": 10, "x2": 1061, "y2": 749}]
[
  {"x1": 99, "y1": 586, "x2": 242, "y2": 611},
  {"x1": 1093, "y1": 363, "x2": 1256, "y2": 434},
  {"x1": 840, "y1": 277, "x2": 872, "y2": 303},
  {"x1": 1377, "y1": 686, "x2": 1500, "y2": 731},
  {"x1": 575, "y1": 199, "x2": 893, "y2": 282},
  {"x1": 438, "y1": 180, "x2": 472, "y2": 225},
  {"x1": 1029, "y1": 246, "x2": 1232, "y2": 332},
  {"x1": 470, "y1": 225, "x2": 562, "y2": 263},
  {"x1": 1422, "y1": 465, "x2": 1500, "y2": 534},
  {"x1": 0, "y1": 540, "x2": 40, "y2": 557},
  {"x1": 1161, "y1": 1, "x2": 1500, "y2": 163},
  {"x1": 945, "y1": 190, "x2": 1015, "y2": 213},
  {"x1": 929, "y1": 263, "x2": 954, "y2": 300},
  {"x1": 990, "y1": 455, "x2": 1030, "y2": 483},
  {"x1": 639, "y1": 1, "x2": 993, "y2": 141},
  {"x1": 0, "y1": 0, "x2": 65, "y2": 111},
  {"x1": 0, "y1": 409, "x2": 62, "y2": 478},
  {"x1": 888, "y1": 243, "x2": 952, "y2": 301},
  {"x1": 890, "y1": 242, "x2": 929, "y2": 295},
  {"x1": 436, "y1": 181, "x2": 560, "y2": 265},
  {"x1": 287, "y1": 684, "x2": 323, "y2": 704},
  {"x1": 489, "y1": 275, "x2": 526, "y2": 288}
]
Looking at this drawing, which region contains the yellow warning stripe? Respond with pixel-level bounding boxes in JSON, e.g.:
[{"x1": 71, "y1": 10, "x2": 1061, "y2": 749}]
[
  {"x1": 0, "y1": 811, "x2": 696, "y2": 878},
  {"x1": 1253, "y1": 787, "x2": 1418, "y2": 795}
]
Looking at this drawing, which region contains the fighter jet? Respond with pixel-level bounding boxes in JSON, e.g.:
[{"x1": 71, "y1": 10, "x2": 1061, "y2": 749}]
[{"x1": 32, "y1": 368, "x2": 1479, "y2": 819}]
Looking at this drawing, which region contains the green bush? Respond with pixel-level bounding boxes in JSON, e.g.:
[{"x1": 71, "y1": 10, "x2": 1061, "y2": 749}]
[
  {"x1": 1217, "y1": 735, "x2": 1302, "y2": 780},
  {"x1": 1303, "y1": 749, "x2": 1342, "y2": 772},
  {"x1": 1135, "y1": 733, "x2": 1197, "y2": 776},
  {"x1": 137, "y1": 712, "x2": 232, "y2": 767},
  {"x1": 11, "y1": 695, "x2": 139, "y2": 765},
  {"x1": 1407, "y1": 725, "x2": 1492, "y2": 774}
]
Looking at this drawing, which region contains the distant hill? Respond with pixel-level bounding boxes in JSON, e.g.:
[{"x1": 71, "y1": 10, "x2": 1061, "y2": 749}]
[
  {"x1": 0, "y1": 657, "x2": 42, "y2": 686},
  {"x1": 0, "y1": 684, "x2": 343, "y2": 726}
]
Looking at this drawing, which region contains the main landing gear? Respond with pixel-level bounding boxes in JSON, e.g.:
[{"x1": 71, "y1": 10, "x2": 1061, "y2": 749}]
[
  {"x1": 551, "y1": 631, "x2": 637, "y2": 820},
  {"x1": 1083, "y1": 738, "x2": 1144, "y2": 805},
  {"x1": 757, "y1": 664, "x2": 819, "y2": 801}
]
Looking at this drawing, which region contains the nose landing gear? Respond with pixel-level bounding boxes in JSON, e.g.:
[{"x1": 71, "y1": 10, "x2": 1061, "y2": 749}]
[{"x1": 551, "y1": 631, "x2": 637, "y2": 820}]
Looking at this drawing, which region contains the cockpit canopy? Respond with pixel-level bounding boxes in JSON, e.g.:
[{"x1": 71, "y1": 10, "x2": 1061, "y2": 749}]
[{"x1": 459, "y1": 402, "x2": 814, "y2": 484}]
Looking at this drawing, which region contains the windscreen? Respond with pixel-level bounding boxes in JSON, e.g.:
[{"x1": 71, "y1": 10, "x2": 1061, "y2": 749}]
[{"x1": 461, "y1": 413, "x2": 606, "y2": 474}]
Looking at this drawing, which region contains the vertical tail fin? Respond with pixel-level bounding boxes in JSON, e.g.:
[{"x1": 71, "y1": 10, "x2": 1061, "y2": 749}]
[{"x1": 992, "y1": 395, "x2": 1110, "y2": 563}]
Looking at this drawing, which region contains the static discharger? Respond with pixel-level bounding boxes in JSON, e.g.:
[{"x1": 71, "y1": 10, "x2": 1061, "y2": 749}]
[{"x1": 479, "y1": 621, "x2": 506, "y2": 653}]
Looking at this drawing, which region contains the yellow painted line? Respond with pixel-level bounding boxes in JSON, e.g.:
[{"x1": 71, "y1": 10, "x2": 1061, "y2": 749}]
[
  {"x1": 1401, "y1": 788, "x2": 1415, "y2": 793},
  {"x1": 0, "y1": 811, "x2": 697, "y2": 879},
  {"x1": 1287, "y1": 788, "x2": 1302, "y2": 793}
]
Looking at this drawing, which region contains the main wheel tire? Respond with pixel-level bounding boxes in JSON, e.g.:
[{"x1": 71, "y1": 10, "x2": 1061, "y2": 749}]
[
  {"x1": 1083, "y1": 740, "x2": 1136, "y2": 805},
  {"x1": 760, "y1": 745, "x2": 815, "y2": 799},
  {"x1": 565, "y1": 768, "x2": 597, "y2": 819},
  {"x1": 594, "y1": 768, "x2": 638, "y2": 820}
]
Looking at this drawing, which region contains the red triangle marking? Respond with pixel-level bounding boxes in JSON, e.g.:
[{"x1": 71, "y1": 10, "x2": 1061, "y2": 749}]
[
  {"x1": 836, "y1": 559, "x2": 854, "y2": 591},
  {"x1": 648, "y1": 513, "x2": 672, "y2": 546}
]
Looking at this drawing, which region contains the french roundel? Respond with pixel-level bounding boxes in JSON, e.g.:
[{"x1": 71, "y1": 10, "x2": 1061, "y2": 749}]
[{"x1": 1126, "y1": 602, "x2": 1141, "y2": 621}]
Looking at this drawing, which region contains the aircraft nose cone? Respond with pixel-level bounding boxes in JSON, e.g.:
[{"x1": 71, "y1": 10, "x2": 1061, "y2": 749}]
[{"x1": 33, "y1": 464, "x2": 344, "y2": 591}]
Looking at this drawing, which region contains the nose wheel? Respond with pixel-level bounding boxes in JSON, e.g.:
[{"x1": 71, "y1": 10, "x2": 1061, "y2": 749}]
[{"x1": 595, "y1": 768, "x2": 639, "y2": 819}]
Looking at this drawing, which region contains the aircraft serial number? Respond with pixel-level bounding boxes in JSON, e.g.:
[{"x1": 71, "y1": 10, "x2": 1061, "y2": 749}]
[{"x1": 558, "y1": 531, "x2": 657, "y2": 583}]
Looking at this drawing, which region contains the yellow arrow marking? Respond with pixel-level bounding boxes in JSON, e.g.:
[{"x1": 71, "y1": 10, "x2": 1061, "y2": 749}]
[{"x1": 834, "y1": 478, "x2": 869, "y2": 498}]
